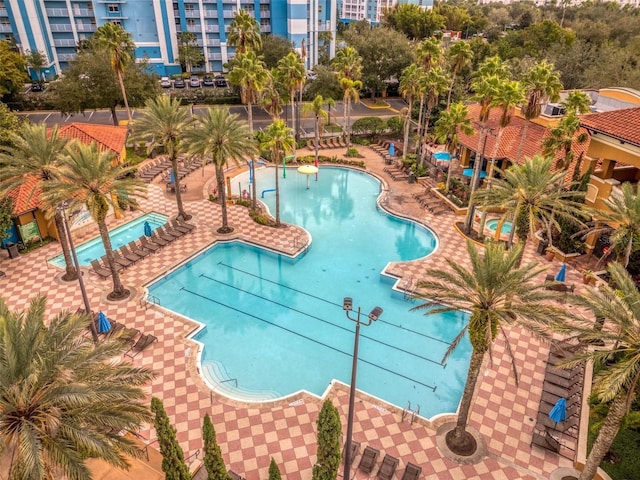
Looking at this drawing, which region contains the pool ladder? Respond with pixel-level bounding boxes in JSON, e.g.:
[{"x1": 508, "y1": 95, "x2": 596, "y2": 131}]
[
  {"x1": 401, "y1": 401, "x2": 420, "y2": 425},
  {"x1": 140, "y1": 294, "x2": 161, "y2": 309},
  {"x1": 402, "y1": 277, "x2": 417, "y2": 302}
]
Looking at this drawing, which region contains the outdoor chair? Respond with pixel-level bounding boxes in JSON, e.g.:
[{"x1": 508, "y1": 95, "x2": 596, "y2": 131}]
[
  {"x1": 545, "y1": 371, "x2": 582, "y2": 389},
  {"x1": 536, "y1": 412, "x2": 580, "y2": 437},
  {"x1": 140, "y1": 235, "x2": 163, "y2": 251},
  {"x1": 542, "y1": 380, "x2": 582, "y2": 400},
  {"x1": 376, "y1": 454, "x2": 399, "y2": 480},
  {"x1": 152, "y1": 228, "x2": 175, "y2": 244},
  {"x1": 170, "y1": 219, "x2": 192, "y2": 234},
  {"x1": 111, "y1": 251, "x2": 134, "y2": 269},
  {"x1": 108, "y1": 322, "x2": 139, "y2": 342},
  {"x1": 531, "y1": 430, "x2": 561, "y2": 454},
  {"x1": 159, "y1": 224, "x2": 183, "y2": 240},
  {"x1": 358, "y1": 446, "x2": 380, "y2": 474},
  {"x1": 90, "y1": 259, "x2": 111, "y2": 279},
  {"x1": 227, "y1": 471, "x2": 245, "y2": 480},
  {"x1": 101, "y1": 255, "x2": 123, "y2": 272},
  {"x1": 541, "y1": 390, "x2": 581, "y2": 410},
  {"x1": 127, "y1": 241, "x2": 151, "y2": 258},
  {"x1": 124, "y1": 333, "x2": 158, "y2": 358},
  {"x1": 119, "y1": 246, "x2": 141, "y2": 263},
  {"x1": 342, "y1": 440, "x2": 360, "y2": 466},
  {"x1": 400, "y1": 462, "x2": 422, "y2": 480},
  {"x1": 177, "y1": 218, "x2": 197, "y2": 230}
]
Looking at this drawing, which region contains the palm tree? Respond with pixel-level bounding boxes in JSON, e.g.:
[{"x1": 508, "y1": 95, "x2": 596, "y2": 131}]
[
  {"x1": 582, "y1": 182, "x2": 640, "y2": 268},
  {"x1": 260, "y1": 73, "x2": 283, "y2": 120},
  {"x1": 445, "y1": 41, "x2": 473, "y2": 107},
  {"x1": 473, "y1": 155, "x2": 586, "y2": 250},
  {"x1": 42, "y1": 141, "x2": 146, "y2": 300},
  {"x1": 0, "y1": 295, "x2": 155, "y2": 480},
  {"x1": 515, "y1": 60, "x2": 563, "y2": 162},
  {"x1": 275, "y1": 52, "x2": 306, "y2": 138},
  {"x1": 339, "y1": 77, "x2": 363, "y2": 149},
  {"x1": 302, "y1": 95, "x2": 330, "y2": 171},
  {"x1": 227, "y1": 10, "x2": 262, "y2": 55},
  {"x1": 331, "y1": 46, "x2": 362, "y2": 81},
  {"x1": 129, "y1": 95, "x2": 192, "y2": 220},
  {"x1": 420, "y1": 66, "x2": 450, "y2": 146},
  {"x1": 562, "y1": 89, "x2": 592, "y2": 114},
  {"x1": 259, "y1": 120, "x2": 296, "y2": 227},
  {"x1": 183, "y1": 108, "x2": 257, "y2": 233},
  {"x1": 399, "y1": 64, "x2": 422, "y2": 160},
  {"x1": 542, "y1": 111, "x2": 589, "y2": 170},
  {"x1": 561, "y1": 262, "x2": 640, "y2": 480},
  {"x1": 415, "y1": 37, "x2": 443, "y2": 71},
  {"x1": 228, "y1": 51, "x2": 269, "y2": 133},
  {"x1": 0, "y1": 124, "x2": 76, "y2": 280},
  {"x1": 412, "y1": 240, "x2": 568, "y2": 456},
  {"x1": 433, "y1": 102, "x2": 474, "y2": 192},
  {"x1": 93, "y1": 23, "x2": 135, "y2": 123}
]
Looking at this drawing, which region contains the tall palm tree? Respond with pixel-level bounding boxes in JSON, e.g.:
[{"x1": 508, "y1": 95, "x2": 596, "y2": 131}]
[
  {"x1": 561, "y1": 89, "x2": 592, "y2": 114},
  {"x1": 339, "y1": 77, "x2": 362, "y2": 149},
  {"x1": 93, "y1": 23, "x2": 135, "y2": 123},
  {"x1": 445, "y1": 40, "x2": 473, "y2": 107},
  {"x1": 420, "y1": 66, "x2": 450, "y2": 145},
  {"x1": 42, "y1": 142, "x2": 146, "y2": 300},
  {"x1": 260, "y1": 73, "x2": 283, "y2": 120},
  {"x1": 331, "y1": 46, "x2": 362, "y2": 81},
  {"x1": 227, "y1": 10, "x2": 262, "y2": 55},
  {"x1": 129, "y1": 95, "x2": 192, "y2": 220},
  {"x1": 415, "y1": 37, "x2": 443, "y2": 71},
  {"x1": 473, "y1": 155, "x2": 585, "y2": 251},
  {"x1": 433, "y1": 102, "x2": 474, "y2": 192},
  {"x1": 561, "y1": 263, "x2": 640, "y2": 480},
  {"x1": 228, "y1": 51, "x2": 269, "y2": 133},
  {"x1": 259, "y1": 120, "x2": 296, "y2": 227},
  {"x1": 275, "y1": 52, "x2": 306, "y2": 137},
  {"x1": 412, "y1": 240, "x2": 568, "y2": 455},
  {"x1": 301, "y1": 95, "x2": 330, "y2": 171},
  {"x1": 0, "y1": 295, "x2": 155, "y2": 480},
  {"x1": 183, "y1": 108, "x2": 257, "y2": 234},
  {"x1": 0, "y1": 124, "x2": 76, "y2": 280},
  {"x1": 515, "y1": 60, "x2": 563, "y2": 162},
  {"x1": 542, "y1": 111, "x2": 589, "y2": 170},
  {"x1": 399, "y1": 64, "x2": 422, "y2": 160}
]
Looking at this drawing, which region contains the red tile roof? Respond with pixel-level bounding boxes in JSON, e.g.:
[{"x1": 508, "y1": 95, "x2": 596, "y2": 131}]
[
  {"x1": 7, "y1": 176, "x2": 41, "y2": 215},
  {"x1": 580, "y1": 107, "x2": 640, "y2": 147},
  {"x1": 56, "y1": 123, "x2": 128, "y2": 156}
]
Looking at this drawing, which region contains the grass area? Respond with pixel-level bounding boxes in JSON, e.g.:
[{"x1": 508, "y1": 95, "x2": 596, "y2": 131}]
[
  {"x1": 587, "y1": 426, "x2": 640, "y2": 479},
  {"x1": 125, "y1": 147, "x2": 148, "y2": 166}
]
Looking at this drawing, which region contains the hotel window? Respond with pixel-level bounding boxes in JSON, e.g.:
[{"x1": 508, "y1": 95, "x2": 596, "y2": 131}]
[
  {"x1": 108, "y1": 4, "x2": 119, "y2": 13},
  {"x1": 112, "y1": 20, "x2": 121, "y2": 26},
  {"x1": 185, "y1": 4, "x2": 194, "y2": 11},
  {"x1": 187, "y1": 18, "x2": 196, "y2": 27}
]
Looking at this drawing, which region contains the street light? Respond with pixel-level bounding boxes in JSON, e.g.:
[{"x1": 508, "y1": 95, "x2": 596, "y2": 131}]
[
  {"x1": 342, "y1": 297, "x2": 382, "y2": 480},
  {"x1": 58, "y1": 202, "x2": 98, "y2": 343}
]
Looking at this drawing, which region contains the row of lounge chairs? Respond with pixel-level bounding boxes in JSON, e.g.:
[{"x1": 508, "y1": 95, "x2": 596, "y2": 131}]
[
  {"x1": 368, "y1": 140, "x2": 395, "y2": 159},
  {"x1": 531, "y1": 342, "x2": 584, "y2": 459},
  {"x1": 90, "y1": 220, "x2": 196, "y2": 279},
  {"x1": 411, "y1": 190, "x2": 448, "y2": 215},
  {"x1": 344, "y1": 442, "x2": 422, "y2": 480},
  {"x1": 160, "y1": 158, "x2": 204, "y2": 184},
  {"x1": 306, "y1": 137, "x2": 347, "y2": 150},
  {"x1": 137, "y1": 158, "x2": 172, "y2": 183}
]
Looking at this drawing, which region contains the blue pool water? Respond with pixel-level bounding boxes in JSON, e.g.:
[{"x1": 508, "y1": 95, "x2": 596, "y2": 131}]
[
  {"x1": 486, "y1": 219, "x2": 513, "y2": 234},
  {"x1": 49, "y1": 212, "x2": 168, "y2": 267},
  {"x1": 148, "y1": 167, "x2": 471, "y2": 416}
]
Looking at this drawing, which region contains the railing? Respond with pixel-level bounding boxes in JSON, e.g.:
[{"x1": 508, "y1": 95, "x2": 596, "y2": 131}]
[
  {"x1": 54, "y1": 38, "x2": 77, "y2": 47},
  {"x1": 72, "y1": 8, "x2": 94, "y2": 17},
  {"x1": 76, "y1": 23, "x2": 97, "y2": 32},
  {"x1": 46, "y1": 8, "x2": 69, "y2": 17},
  {"x1": 57, "y1": 53, "x2": 76, "y2": 61},
  {"x1": 49, "y1": 23, "x2": 73, "y2": 32},
  {"x1": 185, "y1": 10, "x2": 200, "y2": 17},
  {"x1": 185, "y1": 449, "x2": 200, "y2": 463},
  {"x1": 205, "y1": 24, "x2": 219, "y2": 32},
  {"x1": 401, "y1": 401, "x2": 420, "y2": 425},
  {"x1": 0, "y1": 24, "x2": 12, "y2": 33},
  {"x1": 140, "y1": 293, "x2": 161, "y2": 309},
  {"x1": 141, "y1": 439, "x2": 159, "y2": 462}
]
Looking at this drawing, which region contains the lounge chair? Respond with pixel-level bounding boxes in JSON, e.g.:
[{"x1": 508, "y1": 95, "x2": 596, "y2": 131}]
[
  {"x1": 227, "y1": 471, "x2": 245, "y2": 480},
  {"x1": 127, "y1": 241, "x2": 151, "y2": 258},
  {"x1": 342, "y1": 440, "x2": 360, "y2": 466},
  {"x1": 119, "y1": 245, "x2": 141, "y2": 263},
  {"x1": 536, "y1": 412, "x2": 580, "y2": 437},
  {"x1": 109, "y1": 322, "x2": 140, "y2": 341},
  {"x1": 358, "y1": 446, "x2": 380, "y2": 474},
  {"x1": 170, "y1": 219, "x2": 192, "y2": 234},
  {"x1": 401, "y1": 462, "x2": 422, "y2": 480},
  {"x1": 90, "y1": 259, "x2": 111, "y2": 279},
  {"x1": 376, "y1": 454, "x2": 399, "y2": 480},
  {"x1": 111, "y1": 251, "x2": 134, "y2": 268},
  {"x1": 545, "y1": 371, "x2": 581, "y2": 389},
  {"x1": 531, "y1": 430, "x2": 561, "y2": 454},
  {"x1": 543, "y1": 380, "x2": 582, "y2": 400},
  {"x1": 151, "y1": 229, "x2": 174, "y2": 244},
  {"x1": 140, "y1": 235, "x2": 163, "y2": 251},
  {"x1": 124, "y1": 333, "x2": 158, "y2": 358},
  {"x1": 101, "y1": 255, "x2": 123, "y2": 272},
  {"x1": 161, "y1": 224, "x2": 184, "y2": 239}
]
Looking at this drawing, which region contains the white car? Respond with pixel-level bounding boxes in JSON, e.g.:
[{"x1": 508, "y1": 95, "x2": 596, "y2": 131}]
[{"x1": 160, "y1": 76, "x2": 172, "y2": 88}]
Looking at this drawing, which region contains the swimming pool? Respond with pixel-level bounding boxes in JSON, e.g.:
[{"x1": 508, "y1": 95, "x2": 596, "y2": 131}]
[
  {"x1": 148, "y1": 167, "x2": 471, "y2": 416},
  {"x1": 486, "y1": 219, "x2": 513, "y2": 235},
  {"x1": 49, "y1": 212, "x2": 168, "y2": 268}
]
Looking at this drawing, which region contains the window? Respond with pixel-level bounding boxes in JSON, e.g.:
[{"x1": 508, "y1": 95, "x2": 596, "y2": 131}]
[
  {"x1": 185, "y1": 4, "x2": 194, "y2": 11},
  {"x1": 108, "y1": 4, "x2": 119, "y2": 13},
  {"x1": 186, "y1": 18, "x2": 196, "y2": 27},
  {"x1": 112, "y1": 20, "x2": 121, "y2": 26},
  {"x1": 90, "y1": 18, "x2": 96, "y2": 25},
  {"x1": 173, "y1": 3, "x2": 178, "y2": 11}
]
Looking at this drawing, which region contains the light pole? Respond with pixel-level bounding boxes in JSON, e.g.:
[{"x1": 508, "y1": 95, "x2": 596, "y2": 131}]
[
  {"x1": 342, "y1": 297, "x2": 382, "y2": 480},
  {"x1": 59, "y1": 202, "x2": 98, "y2": 343}
]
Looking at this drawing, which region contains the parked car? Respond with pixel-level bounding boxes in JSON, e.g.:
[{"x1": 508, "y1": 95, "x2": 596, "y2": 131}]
[
  {"x1": 189, "y1": 75, "x2": 200, "y2": 87},
  {"x1": 174, "y1": 78, "x2": 186, "y2": 88},
  {"x1": 160, "y1": 76, "x2": 172, "y2": 88},
  {"x1": 31, "y1": 82, "x2": 44, "y2": 92},
  {"x1": 214, "y1": 74, "x2": 227, "y2": 88},
  {"x1": 203, "y1": 75, "x2": 214, "y2": 87}
]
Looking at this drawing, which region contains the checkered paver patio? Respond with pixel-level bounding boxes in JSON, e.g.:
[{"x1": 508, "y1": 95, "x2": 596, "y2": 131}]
[{"x1": 0, "y1": 146, "x2": 582, "y2": 479}]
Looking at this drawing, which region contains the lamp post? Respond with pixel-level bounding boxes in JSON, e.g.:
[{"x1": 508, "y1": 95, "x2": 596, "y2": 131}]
[
  {"x1": 342, "y1": 297, "x2": 382, "y2": 480},
  {"x1": 59, "y1": 202, "x2": 98, "y2": 343}
]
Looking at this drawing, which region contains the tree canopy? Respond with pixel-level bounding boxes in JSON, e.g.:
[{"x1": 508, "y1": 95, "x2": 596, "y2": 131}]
[{"x1": 0, "y1": 42, "x2": 28, "y2": 99}]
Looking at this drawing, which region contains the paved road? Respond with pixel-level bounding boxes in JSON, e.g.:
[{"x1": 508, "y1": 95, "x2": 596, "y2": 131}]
[{"x1": 17, "y1": 98, "x2": 407, "y2": 131}]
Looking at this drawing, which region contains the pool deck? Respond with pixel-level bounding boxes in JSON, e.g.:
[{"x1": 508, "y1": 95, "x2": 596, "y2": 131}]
[{"x1": 0, "y1": 145, "x2": 589, "y2": 479}]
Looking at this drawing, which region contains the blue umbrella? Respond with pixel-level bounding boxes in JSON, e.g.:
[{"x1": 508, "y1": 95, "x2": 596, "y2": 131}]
[
  {"x1": 143, "y1": 221, "x2": 152, "y2": 237},
  {"x1": 462, "y1": 168, "x2": 487, "y2": 179},
  {"x1": 549, "y1": 397, "x2": 567, "y2": 424},
  {"x1": 433, "y1": 151, "x2": 451, "y2": 161},
  {"x1": 555, "y1": 263, "x2": 567, "y2": 282},
  {"x1": 169, "y1": 170, "x2": 175, "y2": 183},
  {"x1": 388, "y1": 143, "x2": 395, "y2": 156},
  {"x1": 97, "y1": 311, "x2": 111, "y2": 333}
]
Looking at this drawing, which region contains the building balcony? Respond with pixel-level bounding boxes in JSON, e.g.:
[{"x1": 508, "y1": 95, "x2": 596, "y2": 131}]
[
  {"x1": 203, "y1": 9, "x2": 217, "y2": 17},
  {"x1": 46, "y1": 8, "x2": 70, "y2": 17},
  {"x1": 57, "y1": 53, "x2": 77, "y2": 61},
  {"x1": 100, "y1": 15, "x2": 129, "y2": 20},
  {"x1": 186, "y1": 25, "x2": 201, "y2": 33},
  {"x1": 205, "y1": 25, "x2": 219, "y2": 33},
  {"x1": 76, "y1": 23, "x2": 97, "y2": 32},
  {"x1": 49, "y1": 23, "x2": 73, "y2": 32},
  {"x1": 222, "y1": 10, "x2": 236, "y2": 18},
  {"x1": 260, "y1": 25, "x2": 271, "y2": 33},
  {"x1": 0, "y1": 8, "x2": 7, "y2": 16},
  {"x1": 72, "y1": 8, "x2": 94, "y2": 17},
  {"x1": 185, "y1": 10, "x2": 200, "y2": 17},
  {"x1": 53, "y1": 38, "x2": 77, "y2": 47},
  {"x1": 0, "y1": 23, "x2": 12, "y2": 33}
]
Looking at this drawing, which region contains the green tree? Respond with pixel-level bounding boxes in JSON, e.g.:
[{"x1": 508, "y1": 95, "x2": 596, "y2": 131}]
[
  {"x1": 177, "y1": 31, "x2": 204, "y2": 73},
  {"x1": 260, "y1": 74, "x2": 283, "y2": 119},
  {"x1": 151, "y1": 397, "x2": 191, "y2": 480},
  {"x1": 259, "y1": 120, "x2": 296, "y2": 227},
  {"x1": 419, "y1": 66, "x2": 450, "y2": 143},
  {"x1": 93, "y1": 23, "x2": 136, "y2": 123},
  {"x1": 0, "y1": 197, "x2": 13, "y2": 276},
  {"x1": 275, "y1": 52, "x2": 306, "y2": 138},
  {"x1": 228, "y1": 51, "x2": 269, "y2": 133},
  {"x1": 399, "y1": 64, "x2": 422, "y2": 159},
  {"x1": 0, "y1": 296, "x2": 155, "y2": 480},
  {"x1": 383, "y1": 3, "x2": 446, "y2": 40},
  {"x1": 412, "y1": 240, "x2": 567, "y2": 456},
  {"x1": 436, "y1": 4, "x2": 473, "y2": 32},
  {"x1": 184, "y1": 107, "x2": 257, "y2": 233},
  {"x1": 445, "y1": 41, "x2": 473, "y2": 107},
  {"x1": 415, "y1": 37, "x2": 443, "y2": 71},
  {"x1": 269, "y1": 458, "x2": 282, "y2": 480},
  {"x1": 202, "y1": 413, "x2": 228, "y2": 480},
  {"x1": 0, "y1": 124, "x2": 77, "y2": 281},
  {"x1": 312, "y1": 399, "x2": 341, "y2": 480},
  {"x1": 304, "y1": 65, "x2": 342, "y2": 103},
  {"x1": 332, "y1": 46, "x2": 362, "y2": 81},
  {"x1": 258, "y1": 35, "x2": 294, "y2": 70},
  {"x1": 542, "y1": 111, "x2": 589, "y2": 170},
  {"x1": 563, "y1": 263, "x2": 640, "y2": 480},
  {"x1": 0, "y1": 42, "x2": 28, "y2": 98},
  {"x1": 302, "y1": 95, "x2": 331, "y2": 167},
  {"x1": 0, "y1": 102, "x2": 21, "y2": 147},
  {"x1": 24, "y1": 49, "x2": 47, "y2": 82},
  {"x1": 42, "y1": 141, "x2": 145, "y2": 300},
  {"x1": 129, "y1": 95, "x2": 192, "y2": 220},
  {"x1": 318, "y1": 31, "x2": 333, "y2": 66},
  {"x1": 228, "y1": 10, "x2": 263, "y2": 55},
  {"x1": 433, "y1": 102, "x2": 474, "y2": 192},
  {"x1": 561, "y1": 89, "x2": 592, "y2": 114}
]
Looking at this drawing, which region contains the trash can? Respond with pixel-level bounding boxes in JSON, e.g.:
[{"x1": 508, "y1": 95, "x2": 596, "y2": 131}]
[
  {"x1": 6, "y1": 242, "x2": 19, "y2": 259},
  {"x1": 408, "y1": 173, "x2": 416, "y2": 184},
  {"x1": 537, "y1": 239, "x2": 548, "y2": 255}
]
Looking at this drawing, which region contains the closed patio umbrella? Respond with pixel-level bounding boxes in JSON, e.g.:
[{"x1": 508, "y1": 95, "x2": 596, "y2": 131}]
[
  {"x1": 143, "y1": 221, "x2": 152, "y2": 237},
  {"x1": 549, "y1": 397, "x2": 567, "y2": 425},
  {"x1": 97, "y1": 311, "x2": 111, "y2": 334},
  {"x1": 555, "y1": 263, "x2": 567, "y2": 282},
  {"x1": 388, "y1": 143, "x2": 395, "y2": 157}
]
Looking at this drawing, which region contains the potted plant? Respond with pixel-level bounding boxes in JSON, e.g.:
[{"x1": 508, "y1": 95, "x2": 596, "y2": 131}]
[
  {"x1": 545, "y1": 246, "x2": 557, "y2": 261},
  {"x1": 582, "y1": 269, "x2": 595, "y2": 285}
]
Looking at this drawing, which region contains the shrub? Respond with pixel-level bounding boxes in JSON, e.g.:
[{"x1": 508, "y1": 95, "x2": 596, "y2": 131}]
[
  {"x1": 345, "y1": 147, "x2": 360, "y2": 158},
  {"x1": 351, "y1": 116, "x2": 386, "y2": 139},
  {"x1": 386, "y1": 116, "x2": 403, "y2": 136}
]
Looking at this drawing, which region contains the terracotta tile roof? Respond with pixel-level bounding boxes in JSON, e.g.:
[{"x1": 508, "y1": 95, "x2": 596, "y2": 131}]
[
  {"x1": 7, "y1": 175, "x2": 41, "y2": 215},
  {"x1": 580, "y1": 107, "x2": 640, "y2": 147},
  {"x1": 55, "y1": 123, "x2": 128, "y2": 157},
  {"x1": 458, "y1": 104, "x2": 591, "y2": 183}
]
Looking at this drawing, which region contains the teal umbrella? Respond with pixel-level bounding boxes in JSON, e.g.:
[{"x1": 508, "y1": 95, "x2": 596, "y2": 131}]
[{"x1": 97, "y1": 311, "x2": 111, "y2": 333}]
